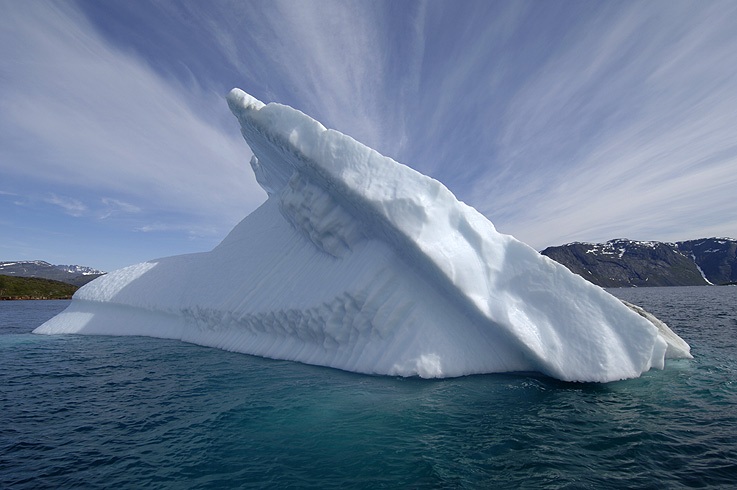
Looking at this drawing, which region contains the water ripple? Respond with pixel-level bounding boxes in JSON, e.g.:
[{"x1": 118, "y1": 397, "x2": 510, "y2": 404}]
[{"x1": 2, "y1": 289, "x2": 737, "y2": 488}]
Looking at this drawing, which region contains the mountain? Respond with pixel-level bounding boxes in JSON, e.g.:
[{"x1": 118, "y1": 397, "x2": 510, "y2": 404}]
[
  {"x1": 675, "y1": 238, "x2": 737, "y2": 285},
  {"x1": 54, "y1": 264, "x2": 106, "y2": 276},
  {"x1": 0, "y1": 261, "x2": 105, "y2": 287},
  {"x1": 34, "y1": 89, "x2": 692, "y2": 384},
  {"x1": 541, "y1": 238, "x2": 737, "y2": 287}
]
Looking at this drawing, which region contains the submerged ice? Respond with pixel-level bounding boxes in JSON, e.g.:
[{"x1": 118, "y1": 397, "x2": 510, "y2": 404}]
[{"x1": 34, "y1": 89, "x2": 692, "y2": 382}]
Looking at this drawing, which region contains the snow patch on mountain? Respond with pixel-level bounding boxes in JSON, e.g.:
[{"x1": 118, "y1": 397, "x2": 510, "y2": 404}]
[{"x1": 54, "y1": 264, "x2": 106, "y2": 275}]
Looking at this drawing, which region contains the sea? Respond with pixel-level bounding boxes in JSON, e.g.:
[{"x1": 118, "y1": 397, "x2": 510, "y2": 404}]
[{"x1": 1, "y1": 286, "x2": 736, "y2": 489}]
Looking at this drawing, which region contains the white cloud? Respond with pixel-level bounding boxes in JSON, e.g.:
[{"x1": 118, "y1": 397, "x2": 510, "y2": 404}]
[
  {"x1": 0, "y1": 1, "x2": 265, "y2": 233},
  {"x1": 100, "y1": 198, "x2": 141, "y2": 214},
  {"x1": 98, "y1": 198, "x2": 142, "y2": 220},
  {"x1": 186, "y1": 0, "x2": 425, "y2": 159},
  {"x1": 135, "y1": 222, "x2": 219, "y2": 239},
  {"x1": 468, "y1": 1, "x2": 737, "y2": 247},
  {"x1": 44, "y1": 194, "x2": 88, "y2": 217},
  {"x1": 2, "y1": 0, "x2": 734, "y2": 263}
]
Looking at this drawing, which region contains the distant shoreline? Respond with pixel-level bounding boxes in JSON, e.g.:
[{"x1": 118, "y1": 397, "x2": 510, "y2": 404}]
[
  {"x1": 0, "y1": 296, "x2": 74, "y2": 301},
  {"x1": 0, "y1": 274, "x2": 79, "y2": 301}
]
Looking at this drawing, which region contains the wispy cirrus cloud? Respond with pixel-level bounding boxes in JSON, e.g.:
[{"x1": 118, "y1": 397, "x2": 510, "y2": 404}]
[
  {"x1": 100, "y1": 198, "x2": 141, "y2": 214},
  {"x1": 135, "y1": 222, "x2": 219, "y2": 240},
  {"x1": 29, "y1": 193, "x2": 141, "y2": 221},
  {"x1": 123, "y1": 0, "x2": 737, "y2": 249},
  {"x1": 1, "y1": 0, "x2": 735, "y2": 271},
  {"x1": 44, "y1": 194, "x2": 88, "y2": 217},
  {"x1": 165, "y1": 0, "x2": 428, "y2": 160},
  {"x1": 462, "y1": 1, "x2": 737, "y2": 248},
  {"x1": 99, "y1": 198, "x2": 142, "y2": 220},
  {"x1": 0, "y1": 1, "x2": 265, "y2": 234}
]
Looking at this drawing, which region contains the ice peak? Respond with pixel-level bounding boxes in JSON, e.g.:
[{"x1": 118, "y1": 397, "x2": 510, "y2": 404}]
[{"x1": 227, "y1": 88, "x2": 265, "y2": 113}]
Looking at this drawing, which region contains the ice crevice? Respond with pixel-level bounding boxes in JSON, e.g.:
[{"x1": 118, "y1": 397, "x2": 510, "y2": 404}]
[{"x1": 34, "y1": 88, "x2": 692, "y2": 382}]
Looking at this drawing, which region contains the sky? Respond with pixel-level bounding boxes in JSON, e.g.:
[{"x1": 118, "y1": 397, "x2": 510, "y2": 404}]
[{"x1": 2, "y1": 0, "x2": 737, "y2": 272}]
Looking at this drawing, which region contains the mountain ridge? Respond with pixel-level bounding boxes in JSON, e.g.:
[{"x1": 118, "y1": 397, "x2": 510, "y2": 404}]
[
  {"x1": 541, "y1": 237, "x2": 737, "y2": 287},
  {"x1": 0, "y1": 261, "x2": 105, "y2": 287}
]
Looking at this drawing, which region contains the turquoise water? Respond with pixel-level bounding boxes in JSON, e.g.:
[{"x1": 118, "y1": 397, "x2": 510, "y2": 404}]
[{"x1": 1, "y1": 287, "x2": 736, "y2": 489}]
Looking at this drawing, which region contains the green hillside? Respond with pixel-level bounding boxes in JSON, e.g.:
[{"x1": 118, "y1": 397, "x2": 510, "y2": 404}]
[{"x1": 0, "y1": 274, "x2": 79, "y2": 300}]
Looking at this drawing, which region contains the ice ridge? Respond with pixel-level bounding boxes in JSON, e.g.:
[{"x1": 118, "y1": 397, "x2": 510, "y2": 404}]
[{"x1": 34, "y1": 89, "x2": 692, "y2": 382}]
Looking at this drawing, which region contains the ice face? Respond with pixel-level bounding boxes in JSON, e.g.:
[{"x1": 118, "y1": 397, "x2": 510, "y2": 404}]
[{"x1": 34, "y1": 89, "x2": 692, "y2": 382}]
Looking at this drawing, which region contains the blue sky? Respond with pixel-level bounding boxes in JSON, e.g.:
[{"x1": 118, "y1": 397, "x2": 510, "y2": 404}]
[{"x1": 2, "y1": 1, "x2": 736, "y2": 272}]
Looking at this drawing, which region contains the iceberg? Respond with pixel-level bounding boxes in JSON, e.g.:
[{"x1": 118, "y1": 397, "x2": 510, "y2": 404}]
[{"x1": 34, "y1": 89, "x2": 692, "y2": 382}]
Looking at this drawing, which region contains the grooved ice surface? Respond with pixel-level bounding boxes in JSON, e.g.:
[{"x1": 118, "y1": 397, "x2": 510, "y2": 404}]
[{"x1": 34, "y1": 89, "x2": 692, "y2": 382}]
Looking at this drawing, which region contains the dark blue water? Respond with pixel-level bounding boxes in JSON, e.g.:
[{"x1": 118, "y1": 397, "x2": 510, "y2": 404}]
[{"x1": 1, "y1": 287, "x2": 736, "y2": 489}]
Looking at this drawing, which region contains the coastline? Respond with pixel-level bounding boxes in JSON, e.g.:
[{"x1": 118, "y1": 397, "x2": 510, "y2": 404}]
[{"x1": 1, "y1": 296, "x2": 74, "y2": 301}]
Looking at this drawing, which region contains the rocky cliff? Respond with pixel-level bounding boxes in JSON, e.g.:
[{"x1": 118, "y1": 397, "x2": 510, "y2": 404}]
[{"x1": 541, "y1": 238, "x2": 737, "y2": 287}]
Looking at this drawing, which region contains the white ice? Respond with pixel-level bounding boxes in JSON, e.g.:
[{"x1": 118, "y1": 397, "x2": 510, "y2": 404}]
[{"x1": 34, "y1": 89, "x2": 692, "y2": 382}]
